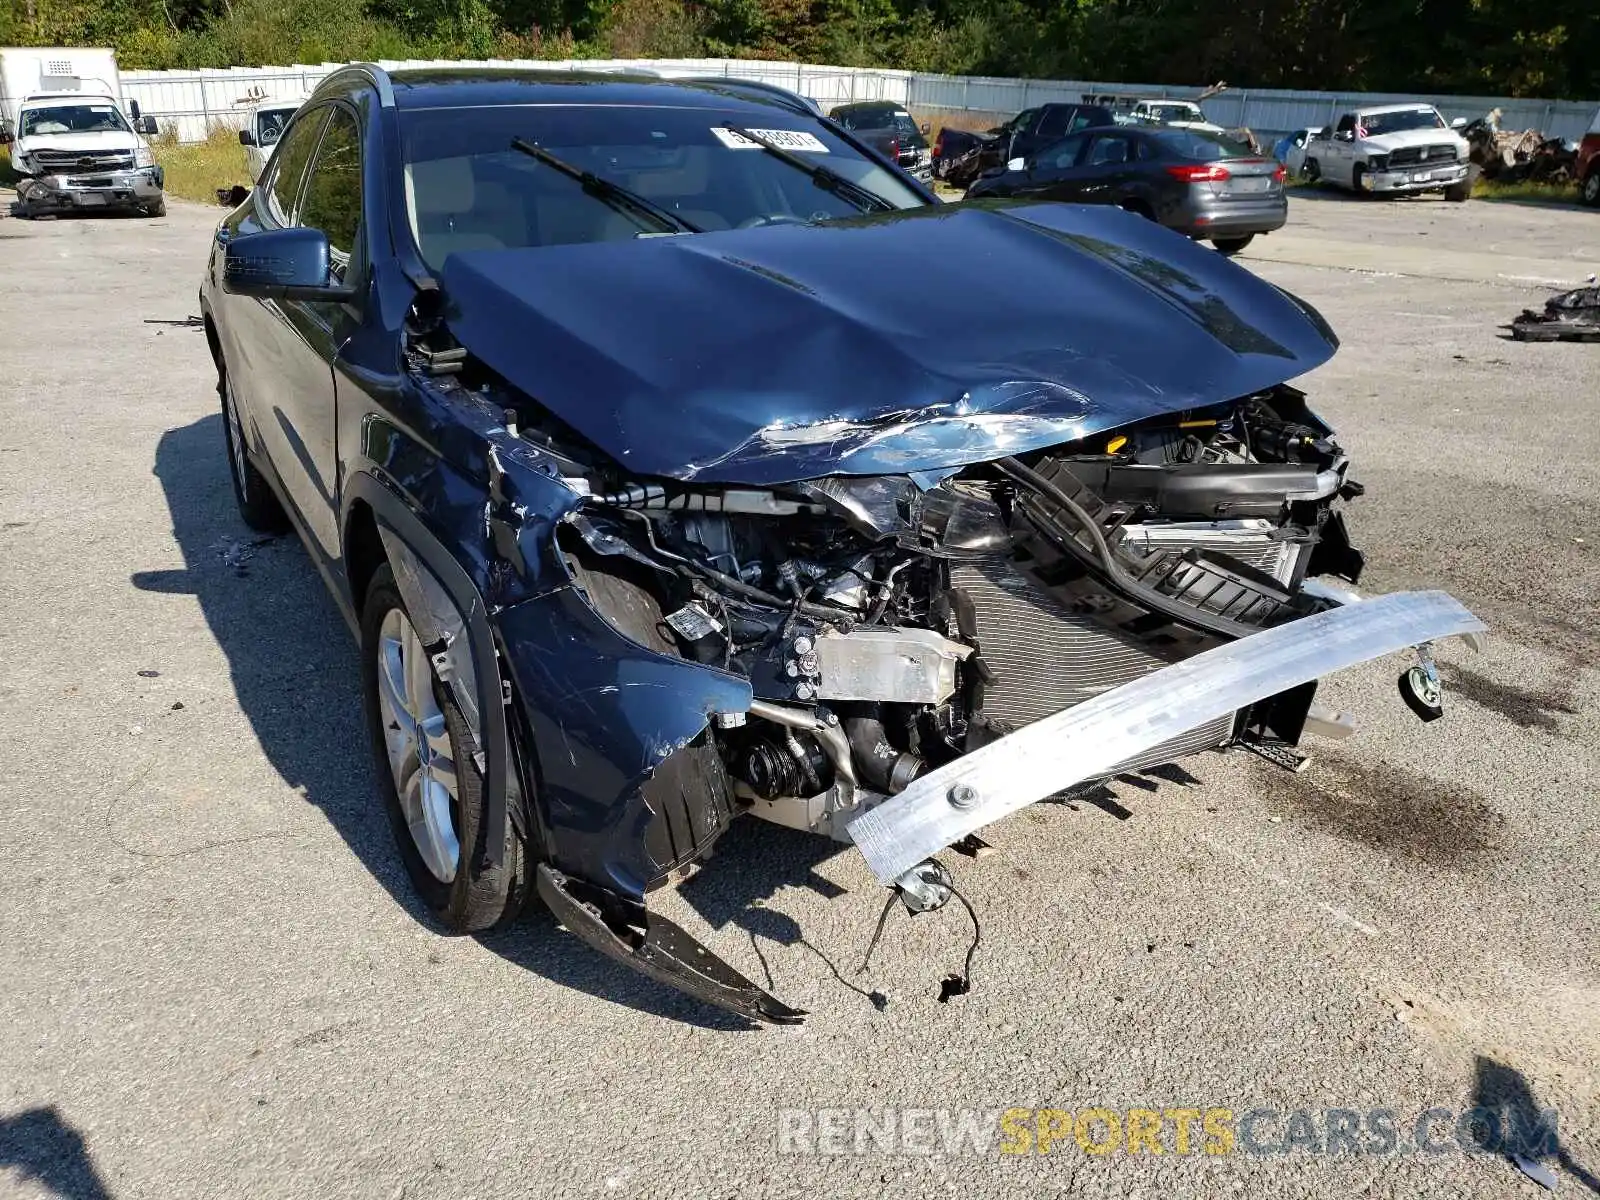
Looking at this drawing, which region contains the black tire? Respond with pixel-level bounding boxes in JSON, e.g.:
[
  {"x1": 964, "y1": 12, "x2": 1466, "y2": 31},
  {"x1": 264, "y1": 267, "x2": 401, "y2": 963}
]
[
  {"x1": 1211, "y1": 235, "x2": 1254, "y2": 255},
  {"x1": 361, "y1": 564, "x2": 533, "y2": 933},
  {"x1": 1351, "y1": 163, "x2": 1368, "y2": 197},
  {"x1": 1580, "y1": 169, "x2": 1600, "y2": 208},
  {"x1": 219, "y1": 365, "x2": 288, "y2": 532},
  {"x1": 1120, "y1": 199, "x2": 1156, "y2": 221},
  {"x1": 145, "y1": 198, "x2": 167, "y2": 217},
  {"x1": 1303, "y1": 158, "x2": 1320, "y2": 183},
  {"x1": 1443, "y1": 166, "x2": 1475, "y2": 203}
]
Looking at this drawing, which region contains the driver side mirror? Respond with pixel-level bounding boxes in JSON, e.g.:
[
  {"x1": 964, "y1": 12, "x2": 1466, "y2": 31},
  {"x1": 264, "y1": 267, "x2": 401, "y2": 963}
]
[
  {"x1": 1336, "y1": 130, "x2": 1354, "y2": 141},
  {"x1": 223, "y1": 226, "x2": 353, "y2": 302},
  {"x1": 1006, "y1": 156, "x2": 1027, "y2": 172},
  {"x1": 1450, "y1": 116, "x2": 1467, "y2": 129},
  {"x1": 129, "y1": 100, "x2": 141, "y2": 120},
  {"x1": 139, "y1": 115, "x2": 158, "y2": 136},
  {"x1": 239, "y1": 128, "x2": 256, "y2": 146}
]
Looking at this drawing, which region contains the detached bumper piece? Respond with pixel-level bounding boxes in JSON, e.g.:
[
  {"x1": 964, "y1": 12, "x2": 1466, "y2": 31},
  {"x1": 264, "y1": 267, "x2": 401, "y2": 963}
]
[
  {"x1": 1508, "y1": 285, "x2": 1600, "y2": 343},
  {"x1": 535, "y1": 865, "x2": 806, "y2": 1025},
  {"x1": 847, "y1": 590, "x2": 1485, "y2": 885}
]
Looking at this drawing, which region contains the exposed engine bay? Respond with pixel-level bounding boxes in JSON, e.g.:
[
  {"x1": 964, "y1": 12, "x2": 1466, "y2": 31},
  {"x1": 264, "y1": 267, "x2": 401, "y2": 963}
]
[{"x1": 552, "y1": 385, "x2": 1368, "y2": 843}]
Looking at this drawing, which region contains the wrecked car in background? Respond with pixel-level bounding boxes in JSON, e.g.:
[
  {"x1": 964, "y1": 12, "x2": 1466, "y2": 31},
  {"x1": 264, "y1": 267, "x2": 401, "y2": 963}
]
[{"x1": 201, "y1": 65, "x2": 1484, "y2": 1025}]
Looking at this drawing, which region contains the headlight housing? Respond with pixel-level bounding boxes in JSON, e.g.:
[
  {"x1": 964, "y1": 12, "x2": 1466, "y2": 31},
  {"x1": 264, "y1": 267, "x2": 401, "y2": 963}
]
[
  {"x1": 134, "y1": 145, "x2": 155, "y2": 170},
  {"x1": 1367, "y1": 154, "x2": 1389, "y2": 173}
]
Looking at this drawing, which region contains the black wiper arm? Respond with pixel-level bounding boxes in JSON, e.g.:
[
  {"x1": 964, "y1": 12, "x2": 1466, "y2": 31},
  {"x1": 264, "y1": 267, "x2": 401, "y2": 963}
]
[
  {"x1": 719, "y1": 123, "x2": 897, "y2": 214},
  {"x1": 510, "y1": 137, "x2": 701, "y2": 235}
]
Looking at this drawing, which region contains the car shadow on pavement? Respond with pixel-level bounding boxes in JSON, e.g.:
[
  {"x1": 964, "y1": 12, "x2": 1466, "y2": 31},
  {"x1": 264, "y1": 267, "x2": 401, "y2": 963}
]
[
  {"x1": 1471, "y1": 1055, "x2": 1600, "y2": 1194},
  {"x1": 134, "y1": 413, "x2": 420, "y2": 920},
  {"x1": 0, "y1": 1106, "x2": 113, "y2": 1200},
  {"x1": 136, "y1": 414, "x2": 774, "y2": 1029}
]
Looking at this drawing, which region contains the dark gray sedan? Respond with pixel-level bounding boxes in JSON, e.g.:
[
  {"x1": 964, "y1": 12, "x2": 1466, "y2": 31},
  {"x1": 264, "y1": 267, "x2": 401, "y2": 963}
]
[{"x1": 965, "y1": 125, "x2": 1287, "y2": 254}]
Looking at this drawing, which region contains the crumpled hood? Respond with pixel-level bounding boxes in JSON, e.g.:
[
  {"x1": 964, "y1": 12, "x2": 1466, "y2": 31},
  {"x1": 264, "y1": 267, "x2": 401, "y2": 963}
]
[
  {"x1": 1361, "y1": 127, "x2": 1469, "y2": 155},
  {"x1": 441, "y1": 201, "x2": 1338, "y2": 485}
]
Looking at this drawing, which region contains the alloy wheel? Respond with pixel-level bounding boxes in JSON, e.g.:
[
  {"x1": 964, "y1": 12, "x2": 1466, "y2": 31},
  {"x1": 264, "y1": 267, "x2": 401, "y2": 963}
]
[{"x1": 375, "y1": 607, "x2": 461, "y2": 883}]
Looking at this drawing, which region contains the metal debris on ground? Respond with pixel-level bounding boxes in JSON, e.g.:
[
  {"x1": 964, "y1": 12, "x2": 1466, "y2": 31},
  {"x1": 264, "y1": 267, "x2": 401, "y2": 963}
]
[
  {"x1": 1464, "y1": 110, "x2": 1579, "y2": 185},
  {"x1": 1508, "y1": 286, "x2": 1600, "y2": 342}
]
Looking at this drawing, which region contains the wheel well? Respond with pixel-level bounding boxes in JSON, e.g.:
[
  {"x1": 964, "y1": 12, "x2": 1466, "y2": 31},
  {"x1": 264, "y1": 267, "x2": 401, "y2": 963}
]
[
  {"x1": 202, "y1": 313, "x2": 222, "y2": 371},
  {"x1": 1119, "y1": 198, "x2": 1154, "y2": 219},
  {"x1": 344, "y1": 499, "x2": 386, "y2": 611}
]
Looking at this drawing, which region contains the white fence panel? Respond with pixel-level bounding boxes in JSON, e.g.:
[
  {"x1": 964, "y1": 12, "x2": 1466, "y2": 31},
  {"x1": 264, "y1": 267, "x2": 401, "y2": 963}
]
[{"x1": 122, "y1": 57, "x2": 1596, "y2": 146}]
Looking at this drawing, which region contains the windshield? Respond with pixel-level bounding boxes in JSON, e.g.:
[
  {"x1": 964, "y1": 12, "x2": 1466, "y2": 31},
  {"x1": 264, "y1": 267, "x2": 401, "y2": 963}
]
[
  {"x1": 1146, "y1": 103, "x2": 1201, "y2": 122},
  {"x1": 1359, "y1": 108, "x2": 1445, "y2": 136},
  {"x1": 19, "y1": 103, "x2": 130, "y2": 137},
  {"x1": 399, "y1": 103, "x2": 927, "y2": 269},
  {"x1": 256, "y1": 107, "x2": 298, "y2": 146}
]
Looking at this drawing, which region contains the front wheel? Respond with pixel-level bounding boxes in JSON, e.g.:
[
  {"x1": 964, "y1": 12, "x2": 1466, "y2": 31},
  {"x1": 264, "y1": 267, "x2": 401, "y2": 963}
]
[
  {"x1": 1303, "y1": 158, "x2": 1320, "y2": 183},
  {"x1": 1212, "y1": 235, "x2": 1254, "y2": 255},
  {"x1": 1580, "y1": 169, "x2": 1600, "y2": 208},
  {"x1": 361, "y1": 565, "x2": 532, "y2": 932},
  {"x1": 1443, "y1": 169, "x2": 1474, "y2": 203},
  {"x1": 144, "y1": 198, "x2": 166, "y2": 217},
  {"x1": 1351, "y1": 164, "x2": 1369, "y2": 197}
]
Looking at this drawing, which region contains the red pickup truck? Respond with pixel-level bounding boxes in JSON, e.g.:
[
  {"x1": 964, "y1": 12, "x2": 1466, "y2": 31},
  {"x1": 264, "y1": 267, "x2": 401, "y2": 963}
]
[{"x1": 1580, "y1": 107, "x2": 1600, "y2": 207}]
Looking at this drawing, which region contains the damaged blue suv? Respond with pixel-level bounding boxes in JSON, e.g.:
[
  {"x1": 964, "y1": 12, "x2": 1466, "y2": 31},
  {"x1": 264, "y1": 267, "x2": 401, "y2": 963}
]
[{"x1": 200, "y1": 65, "x2": 1483, "y2": 1025}]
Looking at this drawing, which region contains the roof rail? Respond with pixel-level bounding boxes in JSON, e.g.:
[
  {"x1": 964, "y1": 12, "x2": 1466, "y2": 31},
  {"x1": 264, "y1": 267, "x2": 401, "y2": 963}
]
[{"x1": 319, "y1": 62, "x2": 396, "y2": 109}]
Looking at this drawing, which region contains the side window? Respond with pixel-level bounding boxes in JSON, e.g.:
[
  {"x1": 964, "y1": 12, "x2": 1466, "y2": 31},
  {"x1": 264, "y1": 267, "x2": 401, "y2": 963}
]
[
  {"x1": 1335, "y1": 114, "x2": 1356, "y2": 136},
  {"x1": 1045, "y1": 133, "x2": 1088, "y2": 170},
  {"x1": 1086, "y1": 134, "x2": 1131, "y2": 165},
  {"x1": 1068, "y1": 111, "x2": 1097, "y2": 134},
  {"x1": 1037, "y1": 106, "x2": 1071, "y2": 139},
  {"x1": 297, "y1": 107, "x2": 363, "y2": 281},
  {"x1": 263, "y1": 107, "x2": 329, "y2": 227}
]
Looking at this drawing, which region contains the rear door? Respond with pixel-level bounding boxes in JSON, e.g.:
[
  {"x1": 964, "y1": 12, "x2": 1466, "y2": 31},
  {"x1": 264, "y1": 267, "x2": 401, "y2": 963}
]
[{"x1": 1327, "y1": 113, "x2": 1357, "y2": 183}]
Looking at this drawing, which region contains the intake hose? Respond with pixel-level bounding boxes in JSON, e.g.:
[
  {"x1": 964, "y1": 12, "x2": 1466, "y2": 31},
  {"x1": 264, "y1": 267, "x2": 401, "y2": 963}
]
[
  {"x1": 995, "y1": 456, "x2": 1262, "y2": 642},
  {"x1": 844, "y1": 706, "x2": 925, "y2": 794}
]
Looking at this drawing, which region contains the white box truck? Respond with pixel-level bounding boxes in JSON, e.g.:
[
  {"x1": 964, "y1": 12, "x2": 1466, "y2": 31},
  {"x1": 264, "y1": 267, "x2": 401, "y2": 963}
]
[{"x1": 0, "y1": 46, "x2": 166, "y2": 217}]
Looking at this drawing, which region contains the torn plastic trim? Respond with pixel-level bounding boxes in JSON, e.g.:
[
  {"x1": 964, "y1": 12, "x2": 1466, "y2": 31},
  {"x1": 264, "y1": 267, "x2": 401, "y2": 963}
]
[
  {"x1": 370, "y1": 507, "x2": 511, "y2": 866},
  {"x1": 381, "y1": 528, "x2": 484, "y2": 748},
  {"x1": 846, "y1": 590, "x2": 1486, "y2": 884},
  {"x1": 535, "y1": 864, "x2": 806, "y2": 1025}
]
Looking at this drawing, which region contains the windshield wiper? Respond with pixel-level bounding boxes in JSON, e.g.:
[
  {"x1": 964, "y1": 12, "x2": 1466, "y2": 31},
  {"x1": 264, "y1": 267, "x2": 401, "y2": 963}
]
[
  {"x1": 510, "y1": 137, "x2": 702, "y2": 235},
  {"x1": 719, "y1": 123, "x2": 897, "y2": 215}
]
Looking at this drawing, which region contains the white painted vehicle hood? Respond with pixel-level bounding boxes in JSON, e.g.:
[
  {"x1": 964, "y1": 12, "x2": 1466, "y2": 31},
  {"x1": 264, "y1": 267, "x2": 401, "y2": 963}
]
[
  {"x1": 1359, "y1": 127, "x2": 1469, "y2": 155},
  {"x1": 14, "y1": 130, "x2": 143, "y2": 156}
]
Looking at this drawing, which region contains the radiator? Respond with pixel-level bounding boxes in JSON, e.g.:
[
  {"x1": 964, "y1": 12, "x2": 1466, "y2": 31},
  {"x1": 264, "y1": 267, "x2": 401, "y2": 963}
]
[{"x1": 951, "y1": 551, "x2": 1238, "y2": 775}]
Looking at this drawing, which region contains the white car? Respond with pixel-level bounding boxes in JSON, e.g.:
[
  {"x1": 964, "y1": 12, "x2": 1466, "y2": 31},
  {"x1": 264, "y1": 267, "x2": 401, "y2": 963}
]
[
  {"x1": 237, "y1": 96, "x2": 306, "y2": 181},
  {"x1": 1128, "y1": 99, "x2": 1227, "y2": 135},
  {"x1": 1304, "y1": 103, "x2": 1472, "y2": 200}
]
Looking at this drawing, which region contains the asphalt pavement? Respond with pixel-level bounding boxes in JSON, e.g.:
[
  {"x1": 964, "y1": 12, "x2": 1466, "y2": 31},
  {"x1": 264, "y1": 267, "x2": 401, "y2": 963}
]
[{"x1": 0, "y1": 189, "x2": 1596, "y2": 1199}]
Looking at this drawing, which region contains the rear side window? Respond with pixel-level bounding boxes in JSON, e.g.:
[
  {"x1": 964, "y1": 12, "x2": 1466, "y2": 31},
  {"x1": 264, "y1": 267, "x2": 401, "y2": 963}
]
[
  {"x1": 1037, "y1": 107, "x2": 1075, "y2": 138},
  {"x1": 298, "y1": 106, "x2": 363, "y2": 279},
  {"x1": 264, "y1": 107, "x2": 329, "y2": 226}
]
